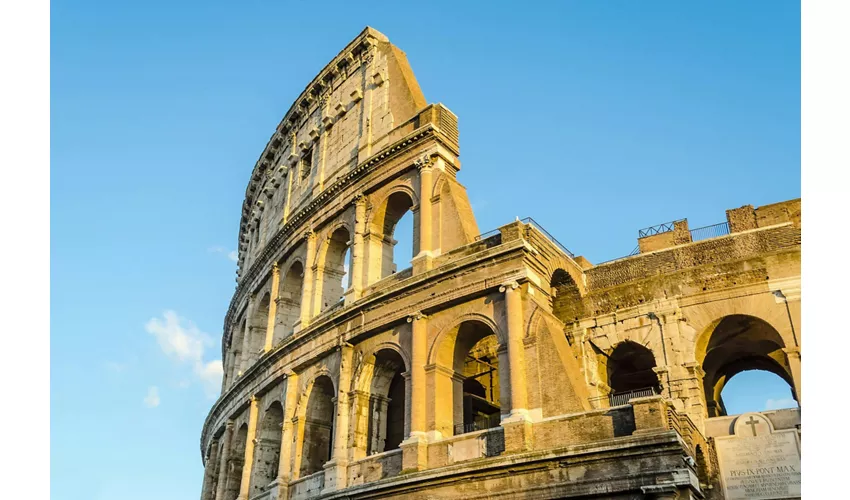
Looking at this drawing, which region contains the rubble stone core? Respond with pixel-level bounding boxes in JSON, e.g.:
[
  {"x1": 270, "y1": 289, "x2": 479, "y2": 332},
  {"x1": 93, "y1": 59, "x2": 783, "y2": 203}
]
[{"x1": 199, "y1": 27, "x2": 801, "y2": 500}]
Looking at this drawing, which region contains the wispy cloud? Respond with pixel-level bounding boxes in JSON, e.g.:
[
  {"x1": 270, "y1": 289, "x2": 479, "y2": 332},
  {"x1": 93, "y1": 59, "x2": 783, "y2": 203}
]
[
  {"x1": 208, "y1": 246, "x2": 238, "y2": 262},
  {"x1": 145, "y1": 310, "x2": 223, "y2": 399},
  {"x1": 144, "y1": 386, "x2": 161, "y2": 408},
  {"x1": 764, "y1": 398, "x2": 798, "y2": 410}
]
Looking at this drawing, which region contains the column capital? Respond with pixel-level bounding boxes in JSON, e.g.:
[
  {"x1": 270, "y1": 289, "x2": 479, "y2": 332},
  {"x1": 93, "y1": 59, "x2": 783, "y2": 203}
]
[
  {"x1": 272, "y1": 262, "x2": 280, "y2": 274},
  {"x1": 225, "y1": 420, "x2": 236, "y2": 430},
  {"x1": 305, "y1": 229, "x2": 317, "y2": 241},
  {"x1": 353, "y1": 193, "x2": 367, "y2": 206},
  {"x1": 414, "y1": 153, "x2": 434, "y2": 170},
  {"x1": 499, "y1": 281, "x2": 520, "y2": 293},
  {"x1": 407, "y1": 311, "x2": 427, "y2": 323},
  {"x1": 783, "y1": 347, "x2": 801, "y2": 359}
]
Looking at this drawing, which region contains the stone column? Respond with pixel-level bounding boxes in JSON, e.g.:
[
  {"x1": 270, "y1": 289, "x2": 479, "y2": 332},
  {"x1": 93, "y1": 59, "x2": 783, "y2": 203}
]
[
  {"x1": 282, "y1": 161, "x2": 295, "y2": 225},
  {"x1": 200, "y1": 438, "x2": 219, "y2": 500},
  {"x1": 275, "y1": 374, "x2": 299, "y2": 499},
  {"x1": 783, "y1": 347, "x2": 802, "y2": 404},
  {"x1": 400, "y1": 312, "x2": 428, "y2": 471},
  {"x1": 323, "y1": 344, "x2": 354, "y2": 492},
  {"x1": 237, "y1": 396, "x2": 260, "y2": 500},
  {"x1": 501, "y1": 281, "x2": 533, "y2": 452},
  {"x1": 214, "y1": 421, "x2": 235, "y2": 500},
  {"x1": 264, "y1": 263, "x2": 281, "y2": 352},
  {"x1": 346, "y1": 194, "x2": 367, "y2": 303},
  {"x1": 240, "y1": 298, "x2": 256, "y2": 375},
  {"x1": 412, "y1": 156, "x2": 434, "y2": 274},
  {"x1": 300, "y1": 231, "x2": 317, "y2": 329}
]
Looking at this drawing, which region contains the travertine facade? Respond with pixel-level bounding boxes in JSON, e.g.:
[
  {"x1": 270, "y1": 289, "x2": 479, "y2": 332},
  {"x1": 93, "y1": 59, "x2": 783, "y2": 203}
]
[{"x1": 199, "y1": 28, "x2": 801, "y2": 500}]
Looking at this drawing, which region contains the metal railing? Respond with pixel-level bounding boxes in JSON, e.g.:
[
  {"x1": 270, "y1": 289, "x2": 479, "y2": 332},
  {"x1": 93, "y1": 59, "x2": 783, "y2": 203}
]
[
  {"x1": 689, "y1": 222, "x2": 730, "y2": 242},
  {"x1": 474, "y1": 228, "x2": 501, "y2": 241},
  {"x1": 638, "y1": 219, "x2": 685, "y2": 238},
  {"x1": 454, "y1": 413, "x2": 501, "y2": 435},
  {"x1": 590, "y1": 387, "x2": 657, "y2": 407},
  {"x1": 608, "y1": 387, "x2": 657, "y2": 407},
  {"x1": 522, "y1": 217, "x2": 575, "y2": 258}
]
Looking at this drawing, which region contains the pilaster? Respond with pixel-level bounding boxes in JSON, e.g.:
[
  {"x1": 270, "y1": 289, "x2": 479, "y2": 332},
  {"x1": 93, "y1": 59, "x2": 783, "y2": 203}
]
[
  {"x1": 412, "y1": 155, "x2": 434, "y2": 273},
  {"x1": 300, "y1": 231, "x2": 317, "y2": 328},
  {"x1": 400, "y1": 311, "x2": 428, "y2": 471},
  {"x1": 323, "y1": 344, "x2": 354, "y2": 492},
  {"x1": 264, "y1": 263, "x2": 281, "y2": 351},
  {"x1": 500, "y1": 281, "x2": 533, "y2": 453},
  {"x1": 237, "y1": 396, "x2": 260, "y2": 500},
  {"x1": 214, "y1": 421, "x2": 235, "y2": 500}
]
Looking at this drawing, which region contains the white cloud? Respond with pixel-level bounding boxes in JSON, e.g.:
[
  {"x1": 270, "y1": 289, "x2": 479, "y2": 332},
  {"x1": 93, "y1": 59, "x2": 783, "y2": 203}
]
[
  {"x1": 145, "y1": 310, "x2": 207, "y2": 364},
  {"x1": 144, "y1": 386, "x2": 161, "y2": 408},
  {"x1": 764, "y1": 398, "x2": 798, "y2": 410},
  {"x1": 145, "y1": 310, "x2": 223, "y2": 399},
  {"x1": 209, "y1": 246, "x2": 238, "y2": 262}
]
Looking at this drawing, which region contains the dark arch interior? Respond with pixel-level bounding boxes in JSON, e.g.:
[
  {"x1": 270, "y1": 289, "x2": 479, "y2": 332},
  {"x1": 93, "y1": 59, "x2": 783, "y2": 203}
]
[
  {"x1": 368, "y1": 349, "x2": 407, "y2": 454},
  {"x1": 300, "y1": 376, "x2": 335, "y2": 476},
  {"x1": 606, "y1": 341, "x2": 660, "y2": 394},
  {"x1": 551, "y1": 268, "x2": 583, "y2": 323},
  {"x1": 252, "y1": 402, "x2": 283, "y2": 494},
  {"x1": 454, "y1": 322, "x2": 501, "y2": 434}
]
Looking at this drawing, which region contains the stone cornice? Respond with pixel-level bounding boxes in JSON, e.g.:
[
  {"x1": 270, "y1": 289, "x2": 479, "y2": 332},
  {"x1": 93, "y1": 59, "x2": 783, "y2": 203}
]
[{"x1": 202, "y1": 238, "x2": 531, "y2": 453}]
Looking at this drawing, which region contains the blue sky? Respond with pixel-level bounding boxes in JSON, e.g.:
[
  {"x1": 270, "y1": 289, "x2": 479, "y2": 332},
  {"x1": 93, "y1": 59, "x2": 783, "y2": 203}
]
[{"x1": 51, "y1": 1, "x2": 799, "y2": 499}]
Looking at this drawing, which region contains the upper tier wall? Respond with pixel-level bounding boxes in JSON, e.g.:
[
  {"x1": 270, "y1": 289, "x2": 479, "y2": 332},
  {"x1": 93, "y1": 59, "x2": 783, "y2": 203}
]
[{"x1": 236, "y1": 27, "x2": 428, "y2": 276}]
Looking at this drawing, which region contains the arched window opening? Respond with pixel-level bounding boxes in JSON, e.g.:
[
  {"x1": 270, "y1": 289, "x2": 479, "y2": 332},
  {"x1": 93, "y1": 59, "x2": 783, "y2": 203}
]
[
  {"x1": 224, "y1": 424, "x2": 248, "y2": 500},
  {"x1": 251, "y1": 402, "x2": 283, "y2": 496},
  {"x1": 300, "y1": 376, "x2": 335, "y2": 476},
  {"x1": 318, "y1": 228, "x2": 351, "y2": 313},
  {"x1": 341, "y1": 246, "x2": 352, "y2": 299},
  {"x1": 275, "y1": 262, "x2": 304, "y2": 342},
  {"x1": 392, "y1": 210, "x2": 414, "y2": 275},
  {"x1": 228, "y1": 319, "x2": 246, "y2": 385},
  {"x1": 718, "y1": 369, "x2": 798, "y2": 416},
  {"x1": 432, "y1": 320, "x2": 502, "y2": 437},
  {"x1": 459, "y1": 333, "x2": 501, "y2": 434},
  {"x1": 369, "y1": 191, "x2": 415, "y2": 284},
  {"x1": 244, "y1": 293, "x2": 271, "y2": 370},
  {"x1": 700, "y1": 315, "x2": 795, "y2": 417},
  {"x1": 550, "y1": 268, "x2": 583, "y2": 323},
  {"x1": 366, "y1": 349, "x2": 407, "y2": 455},
  {"x1": 604, "y1": 341, "x2": 661, "y2": 403}
]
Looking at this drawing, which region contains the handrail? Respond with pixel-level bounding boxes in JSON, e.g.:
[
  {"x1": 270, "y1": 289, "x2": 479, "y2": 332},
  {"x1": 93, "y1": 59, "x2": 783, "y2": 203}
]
[
  {"x1": 638, "y1": 219, "x2": 685, "y2": 238},
  {"x1": 521, "y1": 217, "x2": 575, "y2": 258},
  {"x1": 689, "y1": 222, "x2": 730, "y2": 242}
]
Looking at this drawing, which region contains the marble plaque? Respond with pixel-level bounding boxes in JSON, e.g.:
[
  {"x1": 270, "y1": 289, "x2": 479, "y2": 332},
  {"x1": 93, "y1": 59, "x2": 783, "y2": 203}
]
[{"x1": 714, "y1": 413, "x2": 801, "y2": 500}]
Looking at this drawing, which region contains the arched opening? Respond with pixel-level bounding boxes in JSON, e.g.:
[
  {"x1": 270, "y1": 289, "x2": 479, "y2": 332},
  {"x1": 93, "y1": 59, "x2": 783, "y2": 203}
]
[
  {"x1": 250, "y1": 402, "x2": 283, "y2": 496},
  {"x1": 369, "y1": 191, "x2": 416, "y2": 284},
  {"x1": 300, "y1": 375, "x2": 335, "y2": 477},
  {"x1": 317, "y1": 227, "x2": 351, "y2": 313},
  {"x1": 366, "y1": 349, "x2": 407, "y2": 455},
  {"x1": 434, "y1": 320, "x2": 504, "y2": 437},
  {"x1": 275, "y1": 262, "x2": 304, "y2": 342},
  {"x1": 550, "y1": 268, "x2": 583, "y2": 323},
  {"x1": 604, "y1": 341, "x2": 661, "y2": 401},
  {"x1": 699, "y1": 315, "x2": 795, "y2": 417},
  {"x1": 242, "y1": 293, "x2": 270, "y2": 371},
  {"x1": 224, "y1": 424, "x2": 248, "y2": 500},
  {"x1": 719, "y1": 369, "x2": 798, "y2": 415},
  {"x1": 226, "y1": 318, "x2": 246, "y2": 387},
  {"x1": 202, "y1": 439, "x2": 220, "y2": 500}
]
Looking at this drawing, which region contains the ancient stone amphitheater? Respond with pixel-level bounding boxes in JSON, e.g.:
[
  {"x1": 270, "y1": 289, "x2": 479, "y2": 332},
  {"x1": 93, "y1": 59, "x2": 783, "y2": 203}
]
[{"x1": 199, "y1": 28, "x2": 801, "y2": 500}]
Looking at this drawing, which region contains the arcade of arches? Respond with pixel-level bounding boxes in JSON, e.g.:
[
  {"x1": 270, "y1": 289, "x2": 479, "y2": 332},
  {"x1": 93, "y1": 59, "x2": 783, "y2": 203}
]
[{"x1": 200, "y1": 27, "x2": 800, "y2": 500}]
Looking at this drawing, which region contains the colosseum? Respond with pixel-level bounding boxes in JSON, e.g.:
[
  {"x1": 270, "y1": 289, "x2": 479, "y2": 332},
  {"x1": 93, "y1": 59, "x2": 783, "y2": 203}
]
[{"x1": 199, "y1": 28, "x2": 801, "y2": 500}]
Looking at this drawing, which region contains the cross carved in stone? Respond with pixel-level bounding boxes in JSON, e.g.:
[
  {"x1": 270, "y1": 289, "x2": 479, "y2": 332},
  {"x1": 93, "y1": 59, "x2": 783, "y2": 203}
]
[{"x1": 745, "y1": 415, "x2": 761, "y2": 436}]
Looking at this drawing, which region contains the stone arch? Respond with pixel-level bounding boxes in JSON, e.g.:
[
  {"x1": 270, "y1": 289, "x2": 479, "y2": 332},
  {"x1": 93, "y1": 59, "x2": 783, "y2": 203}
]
[
  {"x1": 243, "y1": 291, "x2": 271, "y2": 370},
  {"x1": 350, "y1": 347, "x2": 408, "y2": 461},
  {"x1": 297, "y1": 374, "x2": 336, "y2": 477},
  {"x1": 549, "y1": 266, "x2": 586, "y2": 323},
  {"x1": 695, "y1": 314, "x2": 794, "y2": 417},
  {"x1": 428, "y1": 313, "x2": 506, "y2": 365},
  {"x1": 429, "y1": 316, "x2": 505, "y2": 437},
  {"x1": 227, "y1": 317, "x2": 248, "y2": 386},
  {"x1": 250, "y1": 401, "x2": 283, "y2": 496},
  {"x1": 223, "y1": 423, "x2": 248, "y2": 500},
  {"x1": 366, "y1": 187, "x2": 417, "y2": 284},
  {"x1": 201, "y1": 437, "x2": 221, "y2": 500},
  {"x1": 600, "y1": 340, "x2": 661, "y2": 397},
  {"x1": 275, "y1": 259, "x2": 305, "y2": 342},
  {"x1": 314, "y1": 226, "x2": 352, "y2": 314}
]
